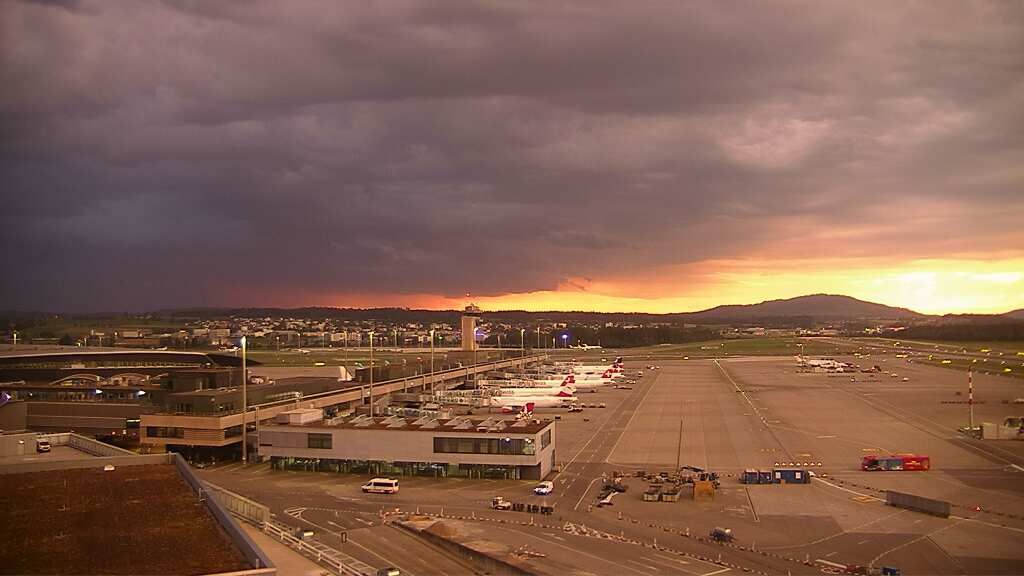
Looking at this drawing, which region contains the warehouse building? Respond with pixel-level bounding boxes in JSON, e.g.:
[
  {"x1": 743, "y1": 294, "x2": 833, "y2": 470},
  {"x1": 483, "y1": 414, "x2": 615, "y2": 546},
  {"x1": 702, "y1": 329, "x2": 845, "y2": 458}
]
[{"x1": 259, "y1": 409, "x2": 556, "y2": 480}]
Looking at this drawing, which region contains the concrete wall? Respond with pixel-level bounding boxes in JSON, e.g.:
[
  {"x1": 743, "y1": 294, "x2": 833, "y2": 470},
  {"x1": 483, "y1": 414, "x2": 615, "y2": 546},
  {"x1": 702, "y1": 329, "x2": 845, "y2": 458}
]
[
  {"x1": 0, "y1": 432, "x2": 35, "y2": 457},
  {"x1": 0, "y1": 399, "x2": 28, "y2": 432},
  {"x1": 0, "y1": 453, "x2": 172, "y2": 474},
  {"x1": 394, "y1": 520, "x2": 531, "y2": 576},
  {"x1": 886, "y1": 490, "x2": 951, "y2": 518}
]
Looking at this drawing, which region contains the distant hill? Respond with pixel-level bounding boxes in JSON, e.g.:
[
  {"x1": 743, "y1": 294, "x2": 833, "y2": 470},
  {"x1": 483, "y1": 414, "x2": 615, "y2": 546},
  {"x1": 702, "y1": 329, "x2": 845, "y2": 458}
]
[
  {"x1": 682, "y1": 294, "x2": 925, "y2": 320},
  {"x1": 1005, "y1": 309, "x2": 1024, "y2": 320}
]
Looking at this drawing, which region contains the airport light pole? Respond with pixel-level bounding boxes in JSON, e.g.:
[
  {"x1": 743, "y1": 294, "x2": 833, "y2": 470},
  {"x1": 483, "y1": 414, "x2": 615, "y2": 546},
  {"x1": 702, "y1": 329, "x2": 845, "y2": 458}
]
[
  {"x1": 473, "y1": 328, "x2": 479, "y2": 390},
  {"x1": 520, "y1": 328, "x2": 525, "y2": 354},
  {"x1": 241, "y1": 336, "x2": 248, "y2": 464},
  {"x1": 561, "y1": 334, "x2": 568, "y2": 349},
  {"x1": 368, "y1": 331, "x2": 375, "y2": 417},
  {"x1": 536, "y1": 326, "x2": 541, "y2": 349},
  {"x1": 968, "y1": 367, "x2": 975, "y2": 431},
  {"x1": 429, "y1": 329, "x2": 435, "y2": 394},
  {"x1": 393, "y1": 329, "x2": 398, "y2": 349},
  {"x1": 675, "y1": 418, "x2": 683, "y2": 472}
]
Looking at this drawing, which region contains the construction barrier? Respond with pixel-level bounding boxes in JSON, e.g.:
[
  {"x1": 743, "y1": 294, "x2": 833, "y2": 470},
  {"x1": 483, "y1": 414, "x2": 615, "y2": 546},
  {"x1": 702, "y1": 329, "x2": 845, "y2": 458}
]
[{"x1": 886, "y1": 490, "x2": 951, "y2": 518}]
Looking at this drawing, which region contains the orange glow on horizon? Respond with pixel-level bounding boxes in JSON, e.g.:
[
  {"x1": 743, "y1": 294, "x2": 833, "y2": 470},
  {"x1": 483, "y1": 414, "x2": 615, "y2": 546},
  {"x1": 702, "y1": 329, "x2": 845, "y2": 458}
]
[{"x1": 317, "y1": 257, "x2": 1024, "y2": 315}]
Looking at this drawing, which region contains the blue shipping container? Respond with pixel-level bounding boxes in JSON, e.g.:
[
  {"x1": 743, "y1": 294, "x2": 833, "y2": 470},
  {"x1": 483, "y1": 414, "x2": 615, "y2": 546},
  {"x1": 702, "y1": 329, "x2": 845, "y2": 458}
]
[{"x1": 773, "y1": 468, "x2": 811, "y2": 484}]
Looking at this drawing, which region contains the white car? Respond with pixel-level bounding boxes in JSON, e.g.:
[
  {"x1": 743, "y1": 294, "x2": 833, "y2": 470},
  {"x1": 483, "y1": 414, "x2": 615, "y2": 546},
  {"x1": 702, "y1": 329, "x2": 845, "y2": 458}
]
[{"x1": 534, "y1": 481, "x2": 554, "y2": 496}]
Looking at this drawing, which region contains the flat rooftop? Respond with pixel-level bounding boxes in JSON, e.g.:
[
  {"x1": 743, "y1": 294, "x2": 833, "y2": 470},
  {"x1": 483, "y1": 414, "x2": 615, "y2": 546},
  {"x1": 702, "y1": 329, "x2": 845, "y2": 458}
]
[
  {"x1": 0, "y1": 443, "x2": 100, "y2": 466},
  {"x1": 268, "y1": 414, "x2": 553, "y2": 434},
  {"x1": 0, "y1": 463, "x2": 250, "y2": 575}
]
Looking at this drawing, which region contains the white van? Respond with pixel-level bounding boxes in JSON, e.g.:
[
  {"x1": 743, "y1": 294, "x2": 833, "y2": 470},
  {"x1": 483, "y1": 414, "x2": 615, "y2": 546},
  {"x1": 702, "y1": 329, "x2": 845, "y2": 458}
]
[{"x1": 361, "y1": 478, "x2": 400, "y2": 494}]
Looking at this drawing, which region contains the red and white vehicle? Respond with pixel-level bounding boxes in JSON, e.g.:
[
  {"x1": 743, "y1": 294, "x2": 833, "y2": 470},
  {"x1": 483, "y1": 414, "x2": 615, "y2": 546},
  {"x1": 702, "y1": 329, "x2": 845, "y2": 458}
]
[{"x1": 861, "y1": 454, "x2": 930, "y2": 471}]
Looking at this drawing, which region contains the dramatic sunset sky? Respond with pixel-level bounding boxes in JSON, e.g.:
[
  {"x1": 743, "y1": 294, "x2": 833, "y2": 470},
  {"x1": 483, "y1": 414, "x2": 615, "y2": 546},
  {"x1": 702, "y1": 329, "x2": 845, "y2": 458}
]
[{"x1": 2, "y1": 1, "x2": 1022, "y2": 314}]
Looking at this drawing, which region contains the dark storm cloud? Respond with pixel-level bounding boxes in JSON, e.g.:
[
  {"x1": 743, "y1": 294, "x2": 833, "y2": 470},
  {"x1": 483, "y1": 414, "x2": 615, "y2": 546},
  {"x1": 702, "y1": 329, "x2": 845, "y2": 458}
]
[{"x1": 1, "y1": 0, "x2": 1023, "y2": 311}]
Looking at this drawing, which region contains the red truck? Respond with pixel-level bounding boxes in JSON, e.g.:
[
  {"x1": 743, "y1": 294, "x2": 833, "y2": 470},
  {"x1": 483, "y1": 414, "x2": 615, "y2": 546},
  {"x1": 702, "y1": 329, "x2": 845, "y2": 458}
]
[{"x1": 862, "y1": 454, "x2": 930, "y2": 471}]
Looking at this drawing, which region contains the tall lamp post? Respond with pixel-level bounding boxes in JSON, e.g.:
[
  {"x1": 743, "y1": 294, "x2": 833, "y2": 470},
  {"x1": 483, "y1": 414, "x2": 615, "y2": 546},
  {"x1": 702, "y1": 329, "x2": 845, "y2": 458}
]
[
  {"x1": 473, "y1": 328, "x2": 480, "y2": 389},
  {"x1": 241, "y1": 336, "x2": 248, "y2": 464},
  {"x1": 368, "y1": 331, "x2": 375, "y2": 417},
  {"x1": 429, "y1": 329, "x2": 436, "y2": 394},
  {"x1": 520, "y1": 328, "x2": 525, "y2": 355},
  {"x1": 536, "y1": 326, "x2": 541, "y2": 349},
  {"x1": 561, "y1": 334, "x2": 568, "y2": 349}
]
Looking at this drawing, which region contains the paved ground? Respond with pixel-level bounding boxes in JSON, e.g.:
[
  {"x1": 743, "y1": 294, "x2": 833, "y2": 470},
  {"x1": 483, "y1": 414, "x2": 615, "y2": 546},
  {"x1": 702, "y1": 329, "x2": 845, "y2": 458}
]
[
  {"x1": 0, "y1": 445, "x2": 95, "y2": 465},
  {"x1": 199, "y1": 351, "x2": 1024, "y2": 575}
]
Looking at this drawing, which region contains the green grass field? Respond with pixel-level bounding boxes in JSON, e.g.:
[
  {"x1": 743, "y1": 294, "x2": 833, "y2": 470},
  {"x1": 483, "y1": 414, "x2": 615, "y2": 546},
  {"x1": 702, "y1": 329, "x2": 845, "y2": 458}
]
[
  {"x1": 859, "y1": 337, "x2": 1024, "y2": 355},
  {"x1": 546, "y1": 337, "x2": 846, "y2": 359}
]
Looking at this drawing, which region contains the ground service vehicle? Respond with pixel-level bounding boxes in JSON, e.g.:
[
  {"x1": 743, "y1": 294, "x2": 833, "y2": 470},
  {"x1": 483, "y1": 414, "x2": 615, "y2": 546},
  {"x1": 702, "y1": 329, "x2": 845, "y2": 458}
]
[
  {"x1": 491, "y1": 496, "x2": 512, "y2": 510},
  {"x1": 862, "y1": 454, "x2": 930, "y2": 471},
  {"x1": 534, "y1": 481, "x2": 554, "y2": 495},
  {"x1": 36, "y1": 439, "x2": 51, "y2": 453},
  {"x1": 710, "y1": 527, "x2": 735, "y2": 542},
  {"x1": 362, "y1": 478, "x2": 400, "y2": 493}
]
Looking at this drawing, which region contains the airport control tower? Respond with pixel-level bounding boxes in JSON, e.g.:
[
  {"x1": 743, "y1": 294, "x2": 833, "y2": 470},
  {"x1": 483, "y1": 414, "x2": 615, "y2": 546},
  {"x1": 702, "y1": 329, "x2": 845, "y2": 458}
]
[{"x1": 461, "y1": 304, "x2": 481, "y2": 351}]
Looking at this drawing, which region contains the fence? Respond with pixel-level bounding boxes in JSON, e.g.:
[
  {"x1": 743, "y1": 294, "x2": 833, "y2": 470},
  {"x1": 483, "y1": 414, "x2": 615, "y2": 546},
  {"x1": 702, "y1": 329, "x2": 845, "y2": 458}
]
[
  {"x1": 203, "y1": 482, "x2": 271, "y2": 526},
  {"x1": 204, "y1": 480, "x2": 375, "y2": 576},
  {"x1": 262, "y1": 521, "x2": 373, "y2": 576},
  {"x1": 174, "y1": 455, "x2": 275, "y2": 572}
]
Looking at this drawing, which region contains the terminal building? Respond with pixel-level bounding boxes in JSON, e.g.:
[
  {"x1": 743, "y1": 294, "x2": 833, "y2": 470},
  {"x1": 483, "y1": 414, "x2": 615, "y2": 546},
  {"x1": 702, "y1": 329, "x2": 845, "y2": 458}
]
[{"x1": 259, "y1": 409, "x2": 556, "y2": 480}]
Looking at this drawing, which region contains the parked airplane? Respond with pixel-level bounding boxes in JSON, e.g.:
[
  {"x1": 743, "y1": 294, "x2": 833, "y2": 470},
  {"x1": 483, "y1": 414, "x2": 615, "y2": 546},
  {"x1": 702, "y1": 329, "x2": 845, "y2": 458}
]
[
  {"x1": 488, "y1": 387, "x2": 575, "y2": 397},
  {"x1": 569, "y1": 343, "x2": 602, "y2": 350},
  {"x1": 490, "y1": 395, "x2": 577, "y2": 412},
  {"x1": 476, "y1": 378, "x2": 573, "y2": 388}
]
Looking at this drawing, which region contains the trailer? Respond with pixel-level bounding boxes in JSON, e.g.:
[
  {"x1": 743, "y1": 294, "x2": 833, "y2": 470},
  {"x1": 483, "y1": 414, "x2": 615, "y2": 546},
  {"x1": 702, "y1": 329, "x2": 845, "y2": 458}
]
[
  {"x1": 772, "y1": 468, "x2": 811, "y2": 484},
  {"x1": 741, "y1": 469, "x2": 775, "y2": 484},
  {"x1": 862, "y1": 454, "x2": 930, "y2": 471}
]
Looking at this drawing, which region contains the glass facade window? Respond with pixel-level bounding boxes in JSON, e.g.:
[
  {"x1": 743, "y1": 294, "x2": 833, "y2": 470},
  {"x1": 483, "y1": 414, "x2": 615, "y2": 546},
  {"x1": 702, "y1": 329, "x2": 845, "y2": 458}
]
[
  {"x1": 308, "y1": 433, "x2": 333, "y2": 449},
  {"x1": 146, "y1": 426, "x2": 184, "y2": 438},
  {"x1": 541, "y1": 430, "x2": 551, "y2": 449},
  {"x1": 433, "y1": 436, "x2": 533, "y2": 455},
  {"x1": 269, "y1": 457, "x2": 532, "y2": 479}
]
